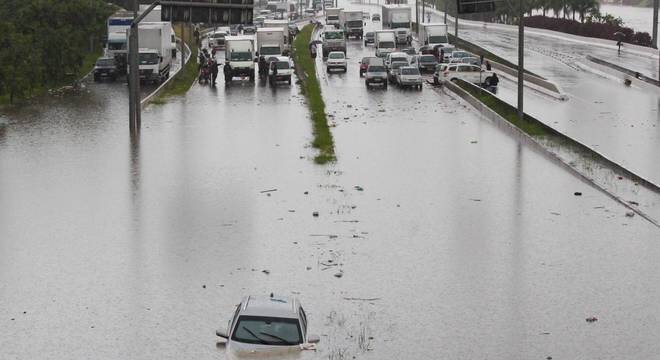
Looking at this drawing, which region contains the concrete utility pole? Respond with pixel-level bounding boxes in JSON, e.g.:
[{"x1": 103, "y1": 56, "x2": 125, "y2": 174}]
[
  {"x1": 517, "y1": 0, "x2": 524, "y2": 121},
  {"x1": 444, "y1": 0, "x2": 447, "y2": 25},
  {"x1": 653, "y1": 0, "x2": 658, "y2": 49},
  {"x1": 128, "y1": 0, "x2": 141, "y2": 135}
]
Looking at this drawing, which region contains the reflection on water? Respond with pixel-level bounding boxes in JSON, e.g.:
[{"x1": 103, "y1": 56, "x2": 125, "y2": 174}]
[{"x1": 600, "y1": 4, "x2": 657, "y2": 34}]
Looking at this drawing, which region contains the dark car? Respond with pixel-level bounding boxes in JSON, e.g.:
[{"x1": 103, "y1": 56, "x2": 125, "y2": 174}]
[
  {"x1": 416, "y1": 54, "x2": 439, "y2": 73},
  {"x1": 359, "y1": 56, "x2": 377, "y2": 77},
  {"x1": 93, "y1": 56, "x2": 118, "y2": 82},
  {"x1": 401, "y1": 47, "x2": 416, "y2": 56},
  {"x1": 243, "y1": 25, "x2": 256, "y2": 35},
  {"x1": 364, "y1": 32, "x2": 375, "y2": 46}
]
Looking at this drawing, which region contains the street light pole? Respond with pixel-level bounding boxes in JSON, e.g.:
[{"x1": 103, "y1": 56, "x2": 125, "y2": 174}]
[
  {"x1": 652, "y1": 0, "x2": 658, "y2": 48},
  {"x1": 129, "y1": 0, "x2": 141, "y2": 134},
  {"x1": 517, "y1": 0, "x2": 524, "y2": 121}
]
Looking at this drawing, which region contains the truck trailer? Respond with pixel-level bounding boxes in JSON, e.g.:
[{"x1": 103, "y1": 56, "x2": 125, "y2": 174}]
[
  {"x1": 381, "y1": 5, "x2": 411, "y2": 29},
  {"x1": 263, "y1": 19, "x2": 290, "y2": 46},
  {"x1": 257, "y1": 27, "x2": 286, "y2": 57},
  {"x1": 325, "y1": 8, "x2": 342, "y2": 28},
  {"x1": 321, "y1": 29, "x2": 346, "y2": 57},
  {"x1": 374, "y1": 30, "x2": 396, "y2": 58},
  {"x1": 130, "y1": 22, "x2": 174, "y2": 84}
]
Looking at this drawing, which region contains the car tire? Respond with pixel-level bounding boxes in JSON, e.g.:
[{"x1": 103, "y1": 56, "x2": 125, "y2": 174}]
[
  {"x1": 434, "y1": 77, "x2": 439, "y2": 85},
  {"x1": 288, "y1": 78, "x2": 291, "y2": 85},
  {"x1": 364, "y1": 41, "x2": 367, "y2": 46},
  {"x1": 93, "y1": 75, "x2": 100, "y2": 82},
  {"x1": 342, "y1": 67, "x2": 347, "y2": 73},
  {"x1": 383, "y1": 82, "x2": 388, "y2": 89}
]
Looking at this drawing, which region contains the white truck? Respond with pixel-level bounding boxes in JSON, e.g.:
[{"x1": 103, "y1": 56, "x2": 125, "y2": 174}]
[
  {"x1": 225, "y1": 35, "x2": 256, "y2": 82},
  {"x1": 339, "y1": 10, "x2": 364, "y2": 39},
  {"x1": 131, "y1": 22, "x2": 174, "y2": 84},
  {"x1": 321, "y1": 29, "x2": 346, "y2": 57},
  {"x1": 381, "y1": 5, "x2": 411, "y2": 29},
  {"x1": 325, "y1": 8, "x2": 342, "y2": 28},
  {"x1": 374, "y1": 30, "x2": 396, "y2": 58},
  {"x1": 257, "y1": 27, "x2": 285, "y2": 57},
  {"x1": 419, "y1": 23, "x2": 450, "y2": 49},
  {"x1": 263, "y1": 19, "x2": 290, "y2": 46},
  {"x1": 106, "y1": 12, "x2": 133, "y2": 66}
]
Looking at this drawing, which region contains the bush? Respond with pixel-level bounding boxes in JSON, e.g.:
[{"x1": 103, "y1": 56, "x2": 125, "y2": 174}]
[{"x1": 524, "y1": 16, "x2": 652, "y2": 47}]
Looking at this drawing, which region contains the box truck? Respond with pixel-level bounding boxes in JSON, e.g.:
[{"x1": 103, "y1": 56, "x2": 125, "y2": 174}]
[
  {"x1": 419, "y1": 23, "x2": 450, "y2": 49},
  {"x1": 321, "y1": 29, "x2": 346, "y2": 57},
  {"x1": 381, "y1": 5, "x2": 411, "y2": 29},
  {"x1": 257, "y1": 27, "x2": 285, "y2": 57},
  {"x1": 339, "y1": 10, "x2": 364, "y2": 39},
  {"x1": 130, "y1": 22, "x2": 174, "y2": 84},
  {"x1": 374, "y1": 30, "x2": 396, "y2": 58},
  {"x1": 225, "y1": 35, "x2": 256, "y2": 82},
  {"x1": 325, "y1": 8, "x2": 342, "y2": 27}
]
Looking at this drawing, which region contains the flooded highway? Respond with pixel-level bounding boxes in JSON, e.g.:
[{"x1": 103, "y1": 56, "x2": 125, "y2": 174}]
[{"x1": 2, "y1": 3, "x2": 660, "y2": 360}]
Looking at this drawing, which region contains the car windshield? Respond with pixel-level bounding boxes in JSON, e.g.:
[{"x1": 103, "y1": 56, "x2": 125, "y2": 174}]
[
  {"x1": 327, "y1": 15, "x2": 339, "y2": 20},
  {"x1": 328, "y1": 53, "x2": 344, "y2": 59},
  {"x1": 347, "y1": 20, "x2": 362, "y2": 27},
  {"x1": 368, "y1": 65, "x2": 385, "y2": 72},
  {"x1": 429, "y1": 35, "x2": 448, "y2": 44},
  {"x1": 275, "y1": 61, "x2": 290, "y2": 69},
  {"x1": 419, "y1": 56, "x2": 436, "y2": 63},
  {"x1": 391, "y1": 62, "x2": 405, "y2": 69},
  {"x1": 391, "y1": 57, "x2": 407, "y2": 63},
  {"x1": 379, "y1": 41, "x2": 394, "y2": 48},
  {"x1": 213, "y1": 33, "x2": 226, "y2": 38},
  {"x1": 401, "y1": 67, "x2": 420, "y2": 75},
  {"x1": 230, "y1": 51, "x2": 252, "y2": 61},
  {"x1": 232, "y1": 316, "x2": 302, "y2": 345},
  {"x1": 139, "y1": 53, "x2": 159, "y2": 65},
  {"x1": 324, "y1": 31, "x2": 343, "y2": 39},
  {"x1": 366, "y1": 32, "x2": 374, "y2": 37},
  {"x1": 107, "y1": 41, "x2": 125, "y2": 50},
  {"x1": 96, "y1": 59, "x2": 114, "y2": 67},
  {"x1": 260, "y1": 46, "x2": 281, "y2": 55},
  {"x1": 397, "y1": 30, "x2": 407, "y2": 34}
]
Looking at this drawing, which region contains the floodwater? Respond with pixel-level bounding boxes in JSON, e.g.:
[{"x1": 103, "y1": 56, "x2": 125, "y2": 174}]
[
  {"x1": 2, "y1": 3, "x2": 660, "y2": 358},
  {"x1": 600, "y1": 3, "x2": 658, "y2": 34}
]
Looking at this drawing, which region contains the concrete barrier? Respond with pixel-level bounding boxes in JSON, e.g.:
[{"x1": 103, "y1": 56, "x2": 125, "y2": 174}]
[{"x1": 586, "y1": 55, "x2": 659, "y2": 88}]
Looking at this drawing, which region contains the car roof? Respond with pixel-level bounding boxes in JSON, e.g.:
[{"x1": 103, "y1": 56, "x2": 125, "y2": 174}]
[
  {"x1": 240, "y1": 295, "x2": 300, "y2": 318},
  {"x1": 328, "y1": 51, "x2": 344, "y2": 55},
  {"x1": 400, "y1": 66, "x2": 418, "y2": 70},
  {"x1": 388, "y1": 52, "x2": 407, "y2": 57}
]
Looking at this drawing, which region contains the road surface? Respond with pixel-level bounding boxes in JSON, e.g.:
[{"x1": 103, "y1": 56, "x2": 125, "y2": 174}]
[{"x1": 1, "y1": 12, "x2": 659, "y2": 360}]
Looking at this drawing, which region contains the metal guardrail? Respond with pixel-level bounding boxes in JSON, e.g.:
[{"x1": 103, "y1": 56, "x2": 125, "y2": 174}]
[{"x1": 141, "y1": 38, "x2": 193, "y2": 106}]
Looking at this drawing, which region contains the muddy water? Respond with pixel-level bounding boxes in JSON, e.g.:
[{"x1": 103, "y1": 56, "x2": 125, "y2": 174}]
[{"x1": 1, "y1": 10, "x2": 660, "y2": 359}]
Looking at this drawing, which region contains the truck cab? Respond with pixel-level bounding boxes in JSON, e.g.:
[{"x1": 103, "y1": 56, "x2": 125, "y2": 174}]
[
  {"x1": 137, "y1": 48, "x2": 167, "y2": 83},
  {"x1": 420, "y1": 23, "x2": 450, "y2": 50},
  {"x1": 321, "y1": 29, "x2": 346, "y2": 58}
]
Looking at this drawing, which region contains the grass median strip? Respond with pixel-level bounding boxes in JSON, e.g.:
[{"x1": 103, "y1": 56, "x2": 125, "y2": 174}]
[
  {"x1": 292, "y1": 24, "x2": 336, "y2": 164},
  {"x1": 453, "y1": 78, "x2": 549, "y2": 137},
  {"x1": 150, "y1": 44, "x2": 198, "y2": 104}
]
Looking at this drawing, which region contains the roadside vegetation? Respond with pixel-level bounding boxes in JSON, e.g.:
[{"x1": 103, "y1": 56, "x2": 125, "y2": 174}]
[
  {"x1": 292, "y1": 24, "x2": 336, "y2": 164},
  {"x1": 436, "y1": 0, "x2": 652, "y2": 46},
  {"x1": 0, "y1": 0, "x2": 113, "y2": 104},
  {"x1": 453, "y1": 79, "x2": 549, "y2": 137},
  {"x1": 151, "y1": 25, "x2": 198, "y2": 104}
]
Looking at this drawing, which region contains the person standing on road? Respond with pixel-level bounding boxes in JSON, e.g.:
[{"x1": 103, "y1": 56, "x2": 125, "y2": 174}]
[
  {"x1": 485, "y1": 60, "x2": 492, "y2": 71},
  {"x1": 310, "y1": 45, "x2": 317, "y2": 59},
  {"x1": 439, "y1": 49, "x2": 444, "y2": 63},
  {"x1": 210, "y1": 59, "x2": 219, "y2": 85},
  {"x1": 193, "y1": 27, "x2": 200, "y2": 46},
  {"x1": 223, "y1": 62, "x2": 232, "y2": 83}
]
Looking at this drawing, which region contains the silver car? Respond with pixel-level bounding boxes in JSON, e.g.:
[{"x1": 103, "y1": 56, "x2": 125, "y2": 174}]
[
  {"x1": 396, "y1": 66, "x2": 423, "y2": 90},
  {"x1": 216, "y1": 294, "x2": 320, "y2": 356}
]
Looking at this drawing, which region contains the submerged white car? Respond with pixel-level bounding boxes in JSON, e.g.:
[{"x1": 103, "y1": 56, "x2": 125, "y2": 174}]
[{"x1": 216, "y1": 295, "x2": 320, "y2": 358}]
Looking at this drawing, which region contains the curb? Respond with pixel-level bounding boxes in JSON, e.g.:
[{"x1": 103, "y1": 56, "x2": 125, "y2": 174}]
[
  {"x1": 441, "y1": 80, "x2": 660, "y2": 226},
  {"x1": 586, "y1": 55, "x2": 660, "y2": 88}
]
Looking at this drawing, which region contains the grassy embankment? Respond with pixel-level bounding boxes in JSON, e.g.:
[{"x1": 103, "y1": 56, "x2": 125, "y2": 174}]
[
  {"x1": 292, "y1": 24, "x2": 336, "y2": 164},
  {"x1": 151, "y1": 24, "x2": 198, "y2": 104},
  {"x1": 0, "y1": 48, "x2": 102, "y2": 105},
  {"x1": 453, "y1": 78, "x2": 549, "y2": 137}
]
